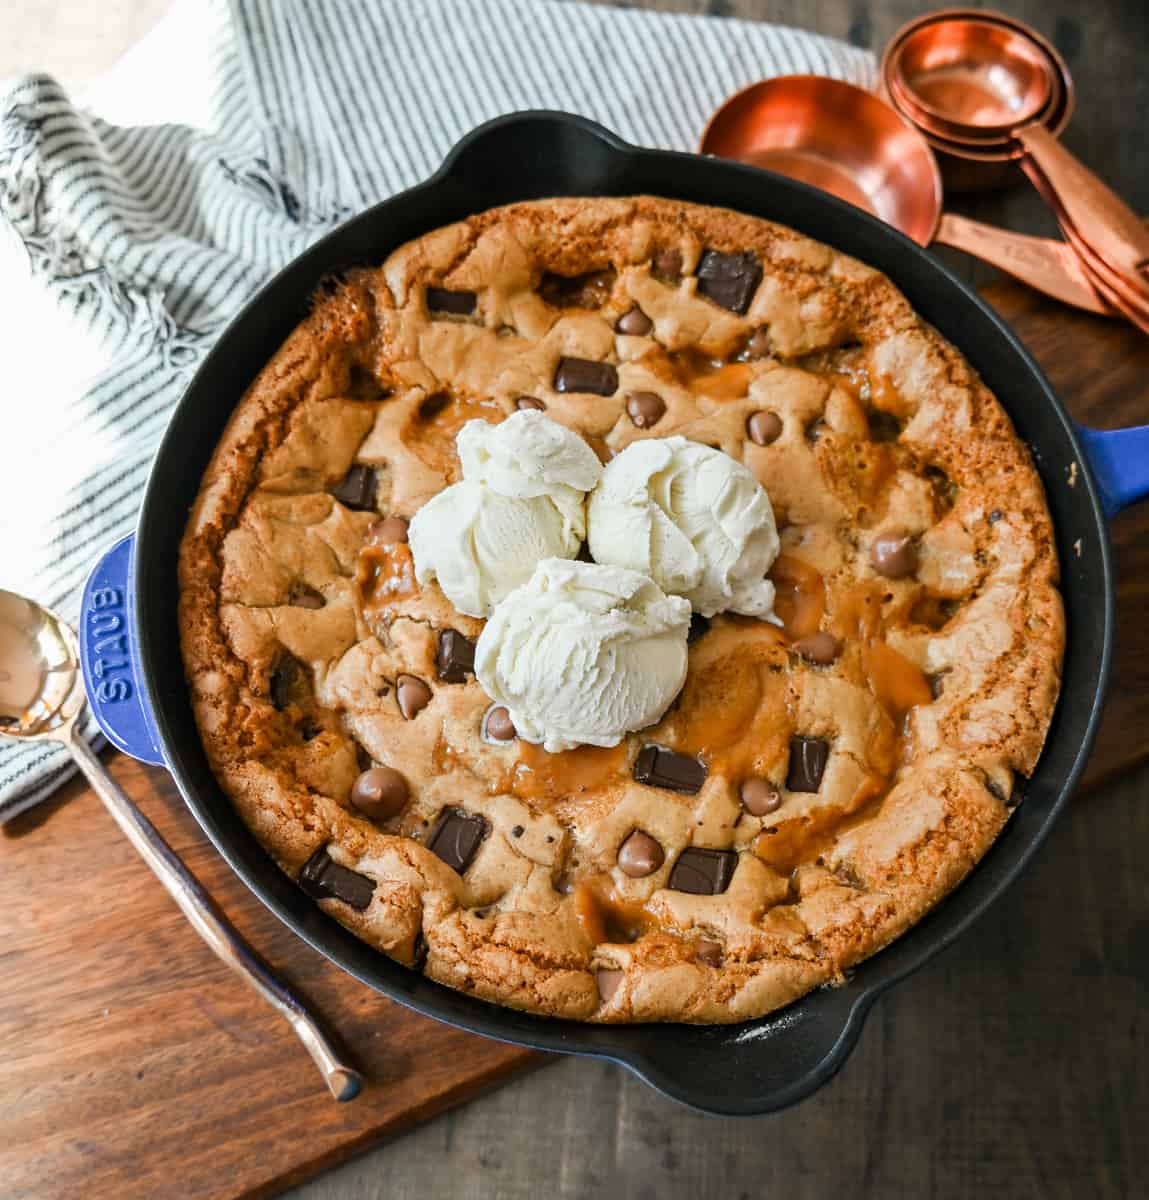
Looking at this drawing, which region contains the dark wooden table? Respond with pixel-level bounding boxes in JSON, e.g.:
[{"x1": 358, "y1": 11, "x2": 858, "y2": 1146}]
[{"x1": 294, "y1": 2, "x2": 1149, "y2": 1196}]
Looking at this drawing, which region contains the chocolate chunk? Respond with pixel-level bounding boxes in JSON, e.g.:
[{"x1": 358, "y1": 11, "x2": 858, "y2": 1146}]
[
  {"x1": 651, "y1": 248, "x2": 683, "y2": 283},
  {"x1": 298, "y1": 848, "x2": 375, "y2": 911},
  {"x1": 596, "y1": 968, "x2": 624, "y2": 1002},
  {"x1": 372, "y1": 515, "x2": 409, "y2": 545},
  {"x1": 626, "y1": 391, "x2": 666, "y2": 429},
  {"x1": 269, "y1": 652, "x2": 306, "y2": 710},
  {"x1": 516, "y1": 396, "x2": 546, "y2": 411},
  {"x1": 486, "y1": 706, "x2": 516, "y2": 741},
  {"x1": 350, "y1": 766, "x2": 409, "y2": 821},
  {"x1": 554, "y1": 357, "x2": 619, "y2": 397},
  {"x1": 332, "y1": 464, "x2": 378, "y2": 512},
  {"x1": 746, "y1": 327, "x2": 772, "y2": 359},
  {"x1": 396, "y1": 673, "x2": 432, "y2": 720},
  {"x1": 687, "y1": 613, "x2": 711, "y2": 645},
  {"x1": 870, "y1": 531, "x2": 918, "y2": 579},
  {"x1": 747, "y1": 410, "x2": 783, "y2": 446},
  {"x1": 793, "y1": 631, "x2": 841, "y2": 665},
  {"x1": 426, "y1": 808, "x2": 488, "y2": 874},
  {"x1": 695, "y1": 939, "x2": 724, "y2": 967},
  {"x1": 740, "y1": 778, "x2": 781, "y2": 816},
  {"x1": 696, "y1": 249, "x2": 762, "y2": 314},
  {"x1": 616, "y1": 306, "x2": 653, "y2": 336},
  {"x1": 288, "y1": 582, "x2": 325, "y2": 609},
  {"x1": 668, "y1": 847, "x2": 738, "y2": 895},
  {"x1": 436, "y1": 630, "x2": 475, "y2": 683},
  {"x1": 426, "y1": 286, "x2": 477, "y2": 316},
  {"x1": 617, "y1": 830, "x2": 665, "y2": 878},
  {"x1": 634, "y1": 745, "x2": 707, "y2": 794},
  {"x1": 787, "y1": 736, "x2": 830, "y2": 793}
]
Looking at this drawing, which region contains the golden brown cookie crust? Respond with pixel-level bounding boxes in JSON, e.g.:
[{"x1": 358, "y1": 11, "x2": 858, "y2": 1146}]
[{"x1": 178, "y1": 197, "x2": 1063, "y2": 1024}]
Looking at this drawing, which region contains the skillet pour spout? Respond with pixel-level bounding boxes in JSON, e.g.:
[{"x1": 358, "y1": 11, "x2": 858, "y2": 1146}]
[{"x1": 87, "y1": 112, "x2": 1143, "y2": 1115}]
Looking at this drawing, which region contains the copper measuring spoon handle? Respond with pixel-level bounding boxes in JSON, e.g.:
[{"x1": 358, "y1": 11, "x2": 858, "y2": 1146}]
[
  {"x1": 1016, "y1": 124, "x2": 1149, "y2": 283},
  {"x1": 933, "y1": 212, "x2": 1112, "y2": 315}
]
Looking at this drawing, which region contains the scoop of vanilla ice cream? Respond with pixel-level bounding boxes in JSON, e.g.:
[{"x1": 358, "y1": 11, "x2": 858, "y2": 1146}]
[
  {"x1": 475, "y1": 558, "x2": 692, "y2": 752},
  {"x1": 587, "y1": 437, "x2": 780, "y2": 618},
  {"x1": 409, "y1": 411, "x2": 603, "y2": 617}
]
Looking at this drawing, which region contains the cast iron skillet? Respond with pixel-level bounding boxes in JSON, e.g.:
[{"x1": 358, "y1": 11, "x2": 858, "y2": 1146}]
[{"x1": 79, "y1": 112, "x2": 1149, "y2": 1116}]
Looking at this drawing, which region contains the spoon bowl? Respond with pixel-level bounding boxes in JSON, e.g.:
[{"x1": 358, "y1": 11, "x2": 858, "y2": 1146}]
[{"x1": 0, "y1": 590, "x2": 84, "y2": 737}]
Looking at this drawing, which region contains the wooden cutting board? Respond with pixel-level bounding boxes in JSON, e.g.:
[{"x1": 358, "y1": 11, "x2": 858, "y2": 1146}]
[{"x1": 1, "y1": 280, "x2": 1146, "y2": 1200}]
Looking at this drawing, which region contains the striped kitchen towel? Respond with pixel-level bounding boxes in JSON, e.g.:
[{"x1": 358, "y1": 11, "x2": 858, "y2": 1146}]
[{"x1": 0, "y1": 0, "x2": 874, "y2": 819}]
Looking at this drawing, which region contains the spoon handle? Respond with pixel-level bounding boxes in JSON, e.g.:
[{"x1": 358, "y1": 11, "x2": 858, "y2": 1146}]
[
  {"x1": 1017, "y1": 125, "x2": 1149, "y2": 283},
  {"x1": 934, "y1": 212, "x2": 1112, "y2": 315},
  {"x1": 66, "y1": 728, "x2": 363, "y2": 1102}
]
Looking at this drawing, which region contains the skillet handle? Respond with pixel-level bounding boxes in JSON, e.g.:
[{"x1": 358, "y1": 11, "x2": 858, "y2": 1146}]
[
  {"x1": 1076, "y1": 423, "x2": 1149, "y2": 517},
  {"x1": 79, "y1": 533, "x2": 165, "y2": 766},
  {"x1": 621, "y1": 990, "x2": 873, "y2": 1116}
]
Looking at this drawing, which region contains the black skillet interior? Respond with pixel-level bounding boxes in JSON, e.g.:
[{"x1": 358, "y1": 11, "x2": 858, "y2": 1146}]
[{"x1": 136, "y1": 113, "x2": 1113, "y2": 1116}]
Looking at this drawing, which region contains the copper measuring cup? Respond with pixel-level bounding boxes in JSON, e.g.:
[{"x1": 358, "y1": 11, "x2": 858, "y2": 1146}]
[
  {"x1": 699, "y1": 76, "x2": 1107, "y2": 315},
  {"x1": 884, "y1": 10, "x2": 1149, "y2": 291}
]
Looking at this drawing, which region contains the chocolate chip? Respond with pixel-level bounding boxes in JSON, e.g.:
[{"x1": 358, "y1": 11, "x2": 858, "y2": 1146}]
[
  {"x1": 928, "y1": 671, "x2": 948, "y2": 700},
  {"x1": 625, "y1": 391, "x2": 665, "y2": 429},
  {"x1": 372, "y1": 515, "x2": 409, "y2": 544},
  {"x1": 596, "y1": 968, "x2": 624, "y2": 1002},
  {"x1": 350, "y1": 766, "x2": 409, "y2": 821},
  {"x1": 436, "y1": 630, "x2": 475, "y2": 683},
  {"x1": 300, "y1": 717, "x2": 322, "y2": 741},
  {"x1": 793, "y1": 631, "x2": 841, "y2": 665},
  {"x1": 634, "y1": 745, "x2": 707, "y2": 794},
  {"x1": 617, "y1": 830, "x2": 665, "y2": 878},
  {"x1": 288, "y1": 582, "x2": 325, "y2": 609},
  {"x1": 269, "y1": 652, "x2": 306, "y2": 710},
  {"x1": 332, "y1": 464, "x2": 378, "y2": 512},
  {"x1": 668, "y1": 847, "x2": 738, "y2": 895},
  {"x1": 554, "y1": 357, "x2": 618, "y2": 396},
  {"x1": 616, "y1": 306, "x2": 653, "y2": 336},
  {"x1": 746, "y1": 327, "x2": 772, "y2": 359},
  {"x1": 987, "y1": 508, "x2": 1003, "y2": 523},
  {"x1": 746, "y1": 410, "x2": 783, "y2": 446},
  {"x1": 516, "y1": 396, "x2": 546, "y2": 411},
  {"x1": 870, "y1": 532, "x2": 918, "y2": 579},
  {"x1": 511, "y1": 825, "x2": 524, "y2": 838},
  {"x1": 426, "y1": 808, "x2": 488, "y2": 874},
  {"x1": 486, "y1": 706, "x2": 516, "y2": 741},
  {"x1": 740, "y1": 778, "x2": 781, "y2": 816},
  {"x1": 687, "y1": 613, "x2": 710, "y2": 644},
  {"x1": 651, "y1": 248, "x2": 683, "y2": 283},
  {"x1": 696, "y1": 249, "x2": 762, "y2": 314},
  {"x1": 412, "y1": 933, "x2": 429, "y2": 970},
  {"x1": 298, "y1": 848, "x2": 375, "y2": 911},
  {"x1": 787, "y1": 736, "x2": 830, "y2": 793},
  {"x1": 695, "y1": 939, "x2": 724, "y2": 967},
  {"x1": 418, "y1": 392, "x2": 450, "y2": 421},
  {"x1": 986, "y1": 776, "x2": 1007, "y2": 803},
  {"x1": 426, "y1": 287, "x2": 476, "y2": 315},
  {"x1": 396, "y1": 673, "x2": 432, "y2": 719}
]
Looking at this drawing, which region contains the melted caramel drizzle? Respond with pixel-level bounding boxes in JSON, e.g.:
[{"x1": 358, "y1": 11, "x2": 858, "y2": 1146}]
[
  {"x1": 513, "y1": 741, "x2": 629, "y2": 803},
  {"x1": 573, "y1": 876, "x2": 651, "y2": 945},
  {"x1": 863, "y1": 640, "x2": 932, "y2": 720},
  {"x1": 402, "y1": 396, "x2": 504, "y2": 477},
  {"x1": 768, "y1": 554, "x2": 826, "y2": 639},
  {"x1": 754, "y1": 771, "x2": 887, "y2": 873},
  {"x1": 358, "y1": 541, "x2": 417, "y2": 609}
]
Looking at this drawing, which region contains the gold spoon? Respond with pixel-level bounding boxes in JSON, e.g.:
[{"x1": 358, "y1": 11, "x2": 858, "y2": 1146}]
[{"x1": 0, "y1": 588, "x2": 363, "y2": 1102}]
